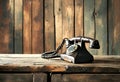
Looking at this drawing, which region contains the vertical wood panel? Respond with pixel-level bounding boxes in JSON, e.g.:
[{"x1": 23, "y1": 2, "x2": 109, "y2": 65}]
[
  {"x1": 109, "y1": 0, "x2": 120, "y2": 55},
  {"x1": 95, "y1": 0, "x2": 107, "y2": 55},
  {"x1": 108, "y1": 0, "x2": 113, "y2": 55},
  {"x1": 62, "y1": 0, "x2": 74, "y2": 53},
  {"x1": 32, "y1": 0, "x2": 44, "y2": 53},
  {"x1": 9, "y1": 0, "x2": 14, "y2": 53},
  {"x1": 62, "y1": 0, "x2": 74, "y2": 38},
  {"x1": 75, "y1": 0, "x2": 83, "y2": 36},
  {"x1": 45, "y1": 0, "x2": 55, "y2": 51},
  {"x1": 84, "y1": 0, "x2": 95, "y2": 38},
  {"x1": 23, "y1": 0, "x2": 32, "y2": 54},
  {"x1": 84, "y1": 0, "x2": 96, "y2": 55},
  {"x1": 15, "y1": 0, "x2": 23, "y2": 53},
  {"x1": 55, "y1": 0, "x2": 63, "y2": 50},
  {"x1": 0, "y1": 0, "x2": 14, "y2": 53}
]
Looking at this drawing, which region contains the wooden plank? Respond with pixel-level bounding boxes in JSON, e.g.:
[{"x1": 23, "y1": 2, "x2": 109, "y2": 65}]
[
  {"x1": 54, "y1": 0, "x2": 63, "y2": 51},
  {"x1": 61, "y1": 0, "x2": 74, "y2": 53},
  {"x1": 75, "y1": 0, "x2": 84, "y2": 36},
  {"x1": 0, "y1": 74, "x2": 33, "y2": 82},
  {"x1": 32, "y1": 0, "x2": 44, "y2": 53},
  {"x1": 108, "y1": 0, "x2": 120, "y2": 55},
  {"x1": 0, "y1": 54, "x2": 120, "y2": 73},
  {"x1": 0, "y1": 0, "x2": 14, "y2": 53},
  {"x1": 34, "y1": 73, "x2": 47, "y2": 82},
  {"x1": 84, "y1": 0, "x2": 95, "y2": 38},
  {"x1": 0, "y1": 54, "x2": 120, "y2": 58},
  {"x1": 95, "y1": 0, "x2": 107, "y2": 55},
  {"x1": 45, "y1": 0, "x2": 55, "y2": 51},
  {"x1": 51, "y1": 74, "x2": 120, "y2": 82},
  {"x1": 108, "y1": 0, "x2": 113, "y2": 55},
  {"x1": 14, "y1": 0, "x2": 23, "y2": 53},
  {"x1": 9, "y1": 0, "x2": 14, "y2": 53},
  {"x1": 23, "y1": 0, "x2": 32, "y2": 54},
  {"x1": 84, "y1": 0, "x2": 97, "y2": 55},
  {"x1": 62, "y1": 0, "x2": 74, "y2": 38}
]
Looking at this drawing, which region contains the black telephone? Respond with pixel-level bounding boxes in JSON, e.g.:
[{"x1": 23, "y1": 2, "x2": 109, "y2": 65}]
[{"x1": 41, "y1": 36, "x2": 100, "y2": 64}]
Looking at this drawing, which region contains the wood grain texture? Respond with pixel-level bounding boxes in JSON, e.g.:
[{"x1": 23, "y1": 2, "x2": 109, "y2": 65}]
[
  {"x1": 0, "y1": 55, "x2": 119, "y2": 73},
  {"x1": 84, "y1": 0, "x2": 95, "y2": 38},
  {"x1": 14, "y1": 0, "x2": 23, "y2": 53},
  {"x1": 0, "y1": 0, "x2": 120, "y2": 55},
  {"x1": 0, "y1": 74, "x2": 33, "y2": 82},
  {"x1": 62, "y1": 0, "x2": 74, "y2": 38},
  {"x1": 33, "y1": 73, "x2": 47, "y2": 82},
  {"x1": 54, "y1": 0, "x2": 63, "y2": 51},
  {"x1": 9, "y1": 0, "x2": 14, "y2": 53},
  {"x1": 75, "y1": 0, "x2": 83, "y2": 36},
  {"x1": 51, "y1": 74, "x2": 120, "y2": 82},
  {"x1": 95, "y1": 0, "x2": 107, "y2": 55},
  {"x1": 61, "y1": 0, "x2": 74, "y2": 53},
  {"x1": 32, "y1": 0, "x2": 44, "y2": 53},
  {"x1": 0, "y1": 0, "x2": 14, "y2": 53},
  {"x1": 108, "y1": 0, "x2": 120, "y2": 55},
  {"x1": 84, "y1": 0, "x2": 97, "y2": 55},
  {"x1": 108, "y1": 0, "x2": 113, "y2": 55},
  {"x1": 45, "y1": 0, "x2": 55, "y2": 51},
  {"x1": 23, "y1": 0, "x2": 32, "y2": 54}
]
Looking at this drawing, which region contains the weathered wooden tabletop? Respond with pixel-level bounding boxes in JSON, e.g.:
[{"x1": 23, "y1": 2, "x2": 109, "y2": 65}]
[{"x1": 0, "y1": 54, "x2": 120, "y2": 73}]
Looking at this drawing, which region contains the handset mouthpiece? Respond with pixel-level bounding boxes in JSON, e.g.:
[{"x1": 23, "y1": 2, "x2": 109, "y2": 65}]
[{"x1": 90, "y1": 40, "x2": 100, "y2": 49}]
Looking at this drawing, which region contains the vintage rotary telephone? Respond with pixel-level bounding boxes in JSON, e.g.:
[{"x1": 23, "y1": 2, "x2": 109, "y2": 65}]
[{"x1": 41, "y1": 36, "x2": 100, "y2": 64}]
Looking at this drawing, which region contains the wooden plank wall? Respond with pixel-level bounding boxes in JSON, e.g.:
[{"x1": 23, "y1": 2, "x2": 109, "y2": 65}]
[
  {"x1": 0, "y1": 0, "x2": 120, "y2": 55},
  {"x1": 108, "y1": 0, "x2": 120, "y2": 55}
]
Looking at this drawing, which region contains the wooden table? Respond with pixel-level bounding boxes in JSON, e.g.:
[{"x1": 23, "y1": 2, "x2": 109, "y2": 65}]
[{"x1": 0, "y1": 54, "x2": 120, "y2": 82}]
